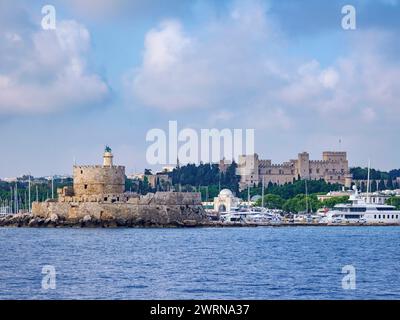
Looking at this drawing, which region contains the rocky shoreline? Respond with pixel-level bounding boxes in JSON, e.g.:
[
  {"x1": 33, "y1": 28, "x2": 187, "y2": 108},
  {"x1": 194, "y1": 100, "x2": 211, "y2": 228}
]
[
  {"x1": 0, "y1": 213, "x2": 206, "y2": 228},
  {"x1": 1, "y1": 213, "x2": 399, "y2": 228}
]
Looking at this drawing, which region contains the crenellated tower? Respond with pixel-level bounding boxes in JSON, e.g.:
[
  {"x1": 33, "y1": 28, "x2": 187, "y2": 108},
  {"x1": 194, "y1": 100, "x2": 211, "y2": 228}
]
[{"x1": 72, "y1": 147, "x2": 125, "y2": 196}]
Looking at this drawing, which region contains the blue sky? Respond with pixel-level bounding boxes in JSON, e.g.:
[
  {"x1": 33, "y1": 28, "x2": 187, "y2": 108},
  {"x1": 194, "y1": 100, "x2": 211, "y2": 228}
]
[{"x1": 0, "y1": 0, "x2": 399, "y2": 177}]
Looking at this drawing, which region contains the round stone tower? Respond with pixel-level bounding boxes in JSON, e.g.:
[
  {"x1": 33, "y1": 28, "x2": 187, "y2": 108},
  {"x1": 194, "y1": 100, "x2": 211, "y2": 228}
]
[{"x1": 73, "y1": 147, "x2": 125, "y2": 196}]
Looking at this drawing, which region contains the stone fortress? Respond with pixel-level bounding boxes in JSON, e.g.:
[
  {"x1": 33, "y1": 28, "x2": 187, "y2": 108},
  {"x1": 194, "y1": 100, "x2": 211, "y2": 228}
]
[
  {"x1": 32, "y1": 147, "x2": 206, "y2": 227},
  {"x1": 237, "y1": 151, "x2": 353, "y2": 190}
]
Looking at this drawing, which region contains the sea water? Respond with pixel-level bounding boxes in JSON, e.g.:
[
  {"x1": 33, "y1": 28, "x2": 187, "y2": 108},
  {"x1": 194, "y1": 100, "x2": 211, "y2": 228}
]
[{"x1": 0, "y1": 227, "x2": 399, "y2": 299}]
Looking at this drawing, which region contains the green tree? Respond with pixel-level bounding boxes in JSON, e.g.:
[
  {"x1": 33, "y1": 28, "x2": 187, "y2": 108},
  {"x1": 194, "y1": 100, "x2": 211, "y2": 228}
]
[
  {"x1": 320, "y1": 196, "x2": 350, "y2": 208},
  {"x1": 378, "y1": 179, "x2": 386, "y2": 191},
  {"x1": 255, "y1": 194, "x2": 285, "y2": 209},
  {"x1": 387, "y1": 178, "x2": 394, "y2": 190},
  {"x1": 282, "y1": 194, "x2": 322, "y2": 213},
  {"x1": 386, "y1": 197, "x2": 400, "y2": 209},
  {"x1": 140, "y1": 176, "x2": 150, "y2": 195}
]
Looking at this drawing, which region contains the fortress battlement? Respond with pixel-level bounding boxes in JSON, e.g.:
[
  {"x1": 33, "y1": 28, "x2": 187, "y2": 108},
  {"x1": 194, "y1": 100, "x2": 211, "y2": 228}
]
[
  {"x1": 32, "y1": 147, "x2": 206, "y2": 226},
  {"x1": 268, "y1": 164, "x2": 292, "y2": 168},
  {"x1": 309, "y1": 160, "x2": 329, "y2": 164},
  {"x1": 73, "y1": 165, "x2": 125, "y2": 170},
  {"x1": 237, "y1": 151, "x2": 351, "y2": 190}
]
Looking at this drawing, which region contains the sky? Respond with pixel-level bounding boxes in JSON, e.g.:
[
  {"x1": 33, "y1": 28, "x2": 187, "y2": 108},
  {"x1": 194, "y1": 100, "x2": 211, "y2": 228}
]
[{"x1": 0, "y1": 0, "x2": 399, "y2": 178}]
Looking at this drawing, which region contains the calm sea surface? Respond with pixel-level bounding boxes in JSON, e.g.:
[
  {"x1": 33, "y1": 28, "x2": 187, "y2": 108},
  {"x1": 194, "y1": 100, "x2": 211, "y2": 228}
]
[{"x1": 0, "y1": 227, "x2": 399, "y2": 300}]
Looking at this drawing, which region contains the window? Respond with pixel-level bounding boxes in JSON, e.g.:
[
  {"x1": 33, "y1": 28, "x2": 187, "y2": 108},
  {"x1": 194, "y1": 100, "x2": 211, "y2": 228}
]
[
  {"x1": 81, "y1": 170, "x2": 83, "y2": 174},
  {"x1": 374, "y1": 215, "x2": 376, "y2": 219},
  {"x1": 84, "y1": 184, "x2": 88, "y2": 190},
  {"x1": 377, "y1": 207, "x2": 395, "y2": 211},
  {"x1": 345, "y1": 214, "x2": 361, "y2": 219},
  {"x1": 350, "y1": 207, "x2": 366, "y2": 212},
  {"x1": 104, "y1": 197, "x2": 108, "y2": 201}
]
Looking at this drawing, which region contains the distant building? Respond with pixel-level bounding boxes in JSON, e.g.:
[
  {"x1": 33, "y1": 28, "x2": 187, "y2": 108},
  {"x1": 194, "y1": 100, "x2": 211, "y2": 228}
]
[
  {"x1": 317, "y1": 191, "x2": 350, "y2": 202},
  {"x1": 128, "y1": 171, "x2": 172, "y2": 190},
  {"x1": 161, "y1": 166, "x2": 175, "y2": 173},
  {"x1": 218, "y1": 159, "x2": 232, "y2": 173},
  {"x1": 237, "y1": 152, "x2": 352, "y2": 190},
  {"x1": 213, "y1": 189, "x2": 240, "y2": 213},
  {"x1": 359, "y1": 192, "x2": 391, "y2": 205},
  {"x1": 147, "y1": 173, "x2": 172, "y2": 190}
]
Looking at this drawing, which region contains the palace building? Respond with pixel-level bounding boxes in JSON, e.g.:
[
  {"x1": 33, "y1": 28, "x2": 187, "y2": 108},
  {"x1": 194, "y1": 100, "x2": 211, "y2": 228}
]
[{"x1": 237, "y1": 152, "x2": 353, "y2": 190}]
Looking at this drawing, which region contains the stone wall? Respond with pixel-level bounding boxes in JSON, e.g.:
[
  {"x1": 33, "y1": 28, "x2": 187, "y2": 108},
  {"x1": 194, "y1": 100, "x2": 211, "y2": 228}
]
[
  {"x1": 73, "y1": 165, "x2": 125, "y2": 196},
  {"x1": 32, "y1": 192, "x2": 206, "y2": 226}
]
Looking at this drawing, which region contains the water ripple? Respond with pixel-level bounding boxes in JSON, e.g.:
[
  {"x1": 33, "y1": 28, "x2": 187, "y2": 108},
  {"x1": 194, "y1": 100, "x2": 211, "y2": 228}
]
[{"x1": 0, "y1": 227, "x2": 399, "y2": 299}]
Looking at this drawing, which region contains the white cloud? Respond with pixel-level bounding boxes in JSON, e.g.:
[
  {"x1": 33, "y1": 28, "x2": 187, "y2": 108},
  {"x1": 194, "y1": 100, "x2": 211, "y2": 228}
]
[
  {"x1": 142, "y1": 20, "x2": 192, "y2": 72},
  {"x1": 0, "y1": 19, "x2": 109, "y2": 115},
  {"x1": 319, "y1": 68, "x2": 339, "y2": 89},
  {"x1": 129, "y1": 0, "x2": 400, "y2": 132},
  {"x1": 131, "y1": 19, "x2": 213, "y2": 110},
  {"x1": 130, "y1": 0, "x2": 280, "y2": 111},
  {"x1": 130, "y1": 1, "x2": 400, "y2": 128}
]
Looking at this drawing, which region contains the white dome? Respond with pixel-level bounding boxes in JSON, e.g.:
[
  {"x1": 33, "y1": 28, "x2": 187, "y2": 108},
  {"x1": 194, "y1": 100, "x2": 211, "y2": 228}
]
[{"x1": 219, "y1": 189, "x2": 233, "y2": 197}]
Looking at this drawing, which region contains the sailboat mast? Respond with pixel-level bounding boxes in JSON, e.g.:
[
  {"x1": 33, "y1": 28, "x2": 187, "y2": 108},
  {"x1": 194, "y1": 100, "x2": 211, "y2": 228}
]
[
  {"x1": 15, "y1": 183, "x2": 18, "y2": 214},
  {"x1": 261, "y1": 176, "x2": 265, "y2": 208},
  {"x1": 51, "y1": 175, "x2": 54, "y2": 199},
  {"x1": 366, "y1": 159, "x2": 371, "y2": 203},
  {"x1": 247, "y1": 185, "x2": 250, "y2": 207},
  {"x1": 10, "y1": 186, "x2": 13, "y2": 214},
  {"x1": 28, "y1": 175, "x2": 31, "y2": 212},
  {"x1": 305, "y1": 179, "x2": 309, "y2": 214}
]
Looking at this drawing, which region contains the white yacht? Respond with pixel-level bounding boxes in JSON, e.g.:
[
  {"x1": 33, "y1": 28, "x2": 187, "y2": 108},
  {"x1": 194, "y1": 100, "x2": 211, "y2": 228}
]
[
  {"x1": 220, "y1": 207, "x2": 282, "y2": 224},
  {"x1": 322, "y1": 186, "x2": 400, "y2": 225}
]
